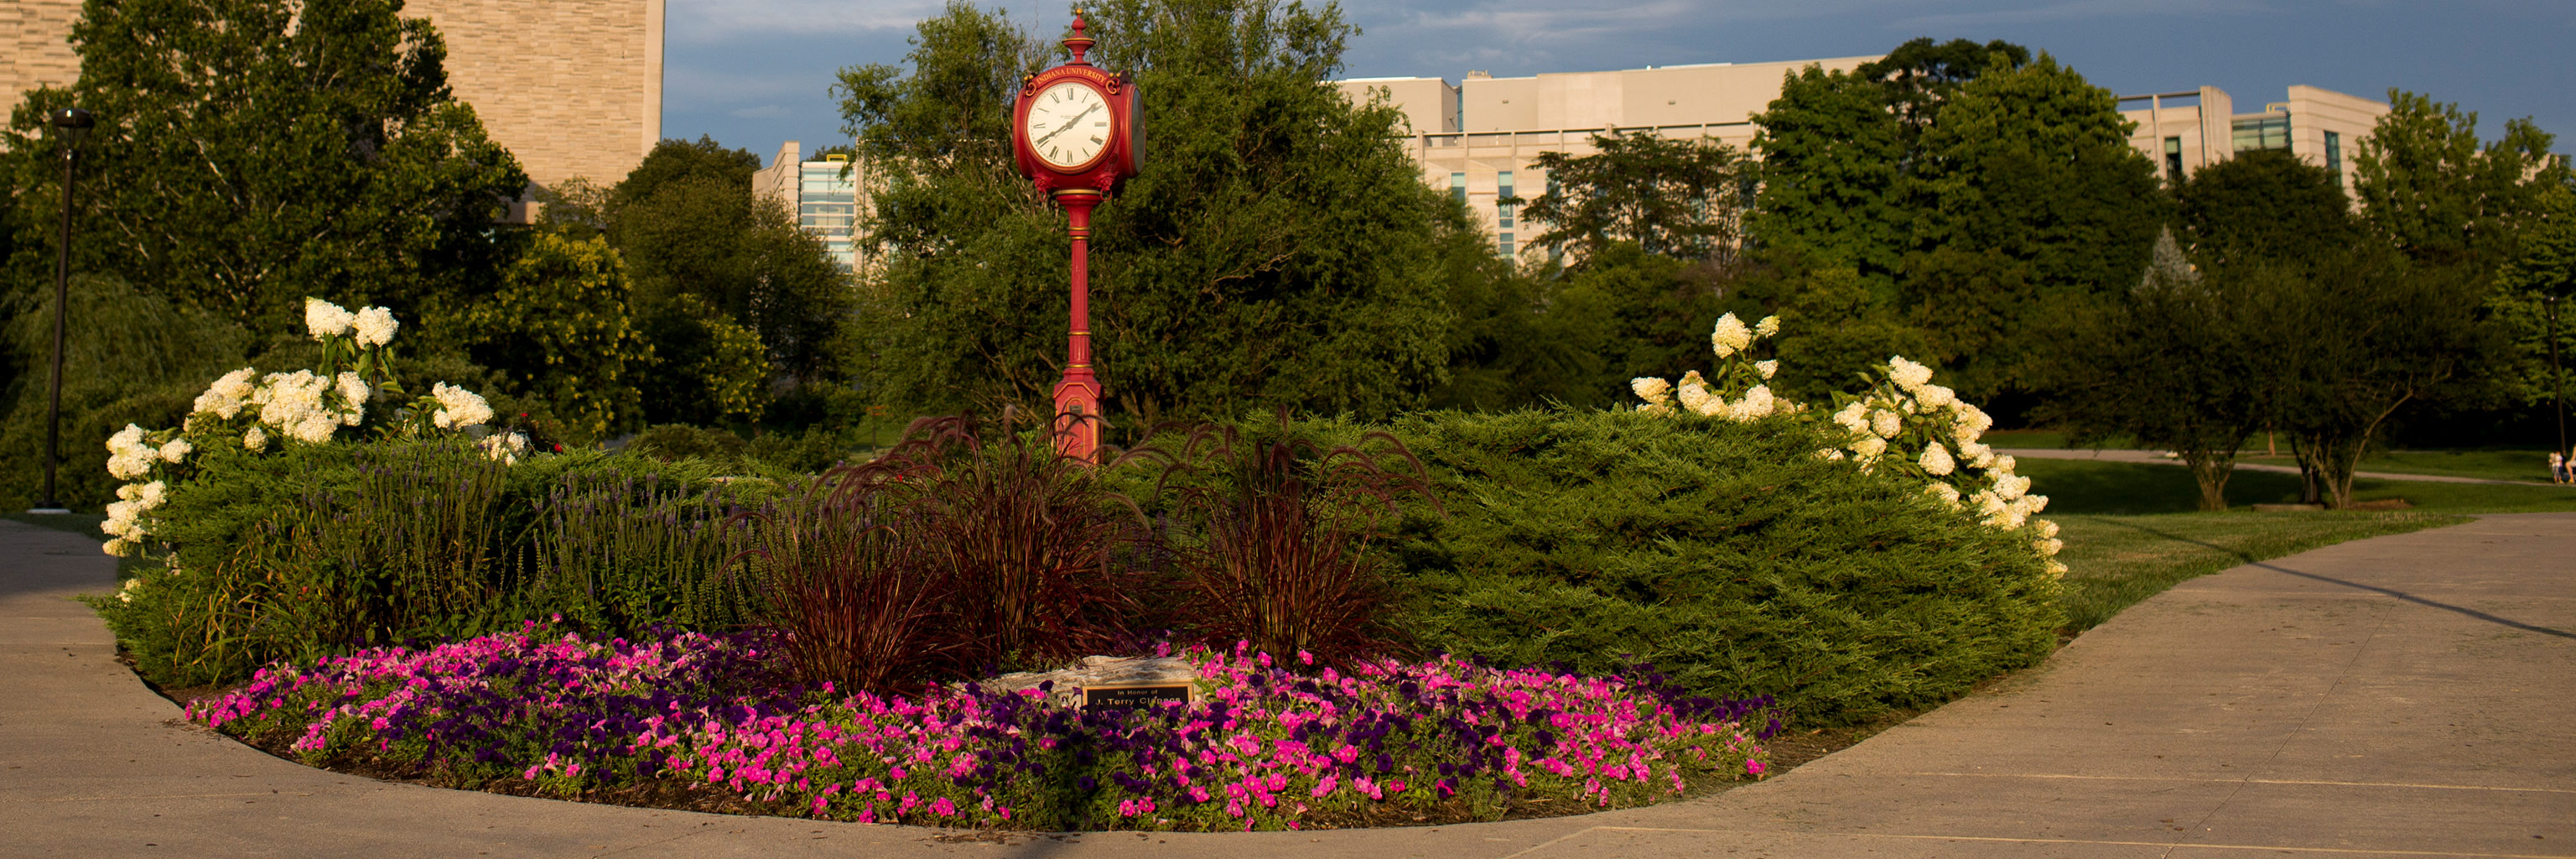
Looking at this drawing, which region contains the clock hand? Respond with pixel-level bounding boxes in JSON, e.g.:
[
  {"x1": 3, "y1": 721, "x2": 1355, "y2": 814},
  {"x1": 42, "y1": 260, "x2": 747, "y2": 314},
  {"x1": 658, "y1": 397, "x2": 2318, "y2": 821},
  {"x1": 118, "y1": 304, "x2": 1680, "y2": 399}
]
[{"x1": 1036, "y1": 103, "x2": 1103, "y2": 146}]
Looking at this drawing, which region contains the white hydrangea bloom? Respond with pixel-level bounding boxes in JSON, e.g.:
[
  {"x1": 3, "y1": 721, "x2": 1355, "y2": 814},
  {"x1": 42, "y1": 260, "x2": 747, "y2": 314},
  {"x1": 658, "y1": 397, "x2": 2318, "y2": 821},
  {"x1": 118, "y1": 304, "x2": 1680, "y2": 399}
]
[
  {"x1": 158, "y1": 438, "x2": 192, "y2": 463},
  {"x1": 288, "y1": 411, "x2": 339, "y2": 445},
  {"x1": 1674, "y1": 372, "x2": 1715, "y2": 416},
  {"x1": 304, "y1": 298, "x2": 356, "y2": 340},
  {"x1": 1917, "y1": 384, "x2": 1956, "y2": 409},
  {"x1": 1871, "y1": 409, "x2": 1903, "y2": 440},
  {"x1": 1754, "y1": 360, "x2": 1779, "y2": 380},
  {"x1": 352, "y1": 306, "x2": 399, "y2": 347},
  {"x1": 1816, "y1": 449, "x2": 1846, "y2": 461},
  {"x1": 1955, "y1": 404, "x2": 1995, "y2": 439},
  {"x1": 431, "y1": 383, "x2": 496, "y2": 430},
  {"x1": 1993, "y1": 454, "x2": 2017, "y2": 474},
  {"x1": 136, "y1": 481, "x2": 167, "y2": 509},
  {"x1": 1631, "y1": 377, "x2": 1673, "y2": 406},
  {"x1": 1993, "y1": 472, "x2": 2033, "y2": 502},
  {"x1": 1710, "y1": 314, "x2": 1753, "y2": 358},
  {"x1": 1960, "y1": 440, "x2": 1996, "y2": 469},
  {"x1": 1888, "y1": 356, "x2": 1935, "y2": 392},
  {"x1": 257, "y1": 371, "x2": 328, "y2": 431},
  {"x1": 1638, "y1": 403, "x2": 1672, "y2": 414},
  {"x1": 243, "y1": 426, "x2": 268, "y2": 452},
  {"x1": 106, "y1": 424, "x2": 155, "y2": 480},
  {"x1": 479, "y1": 431, "x2": 531, "y2": 465},
  {"x1": 1734, "y1": 385, "x2": 1776, "y2": 420},
  {"x1": 2036, "y1": 519, "x2": 2060, "y2": 539},
  {"x1": 2034, "y1": 538, "x2": 2064, "y2": 557},
  {"x1": 193, "y1": 368, "x2": 257, "y2": 418},
  {"x1": 2022, "y1": 494, "x2": 2049, "y2": 515},
  {"x1": 1833, "y1": 401, "x2": 1869, "y2": 436},
  {"x1": 1852, "y1": 436, "x2": 1888, "y2": 459},
  {"x1": 335, "y1": 372, "x2": 368, "y2": 409},
  {"x1": 1919, "y1": 442, "x2": 1955, "y2": 476},
  {"x1": 2045, "y1": 560, "x2": 2068, "y2": 578},
  {"x1": 1924, "y1": 482, "x2": 1961, "y2": 507},
  {"x1": 103, "y1": 538, "x2": 133, "y2": 559},
  {"x1": 1754, "y1": 315, "x2": 1780, "y2": 337}
]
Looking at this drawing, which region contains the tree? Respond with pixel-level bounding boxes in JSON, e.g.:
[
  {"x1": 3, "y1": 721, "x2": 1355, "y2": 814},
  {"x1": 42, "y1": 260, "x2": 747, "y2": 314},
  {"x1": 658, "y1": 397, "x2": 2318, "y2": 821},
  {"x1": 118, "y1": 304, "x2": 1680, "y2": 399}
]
[
  {"x1": 2175, "y1": 148, "x2": 2360, "y2": 271},
  {"x1": 604, "y1": 138, "x2": 854, "y2": 425},
  {"x1": 448, "y1": 232, "x2": 650, "y2": 442},
  {"x1": 2246, "y1": 251, "x2": 2500, "y2": 508},
  {"x1": 2353, "y1": 91, "x2": 2571, "y2": 271},
  {"x1": 0, "y1": 0, "x2": 527, "y2": 333},
  {"x1": 1905, "y1": 53, "x2": 2168, "y2": 399},
  {"x1": 2483, "y1": 185, "x2": 2576, "y2": 412},
  {"x1": 1514, "y1": 133, "x2": 1753, "y2": 265},
  {"x1": 1749, "y1": 39, "x2": 2028, "y2": 292},
  {"x1": 2037, "y1": 232, "x2": 2267, "y2": 510},
  {"x1": 842, "y1": 0, "x2": 1462, "y2": 426}
]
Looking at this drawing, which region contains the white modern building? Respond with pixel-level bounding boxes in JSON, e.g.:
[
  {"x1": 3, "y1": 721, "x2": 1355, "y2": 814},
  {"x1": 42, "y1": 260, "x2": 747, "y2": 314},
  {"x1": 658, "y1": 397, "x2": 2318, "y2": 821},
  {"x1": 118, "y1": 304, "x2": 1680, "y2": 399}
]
[
  {"x1": 2117, "y1": 85, "x2": 2388, "y2": 191},
  {"x1": 753, "y1": 141, "x2": 865, "y2": 271},
  {"x1": 1337, "y1": 62, "x2": 2390, "y2": 259},
  {"x1": 1336, "y1": 58, "x2": 1877, "y2": 259}
]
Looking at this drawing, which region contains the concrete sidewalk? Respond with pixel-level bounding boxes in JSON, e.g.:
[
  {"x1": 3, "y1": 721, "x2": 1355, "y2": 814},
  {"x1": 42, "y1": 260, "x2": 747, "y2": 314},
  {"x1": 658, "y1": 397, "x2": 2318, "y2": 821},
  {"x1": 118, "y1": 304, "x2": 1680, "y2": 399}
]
[
  {"x1": 3, "y1": 515, "x2": 2571, "y2": 858},
  {"x1": 1999, "y1": 447, "x2": 2568, "y2": 487}
]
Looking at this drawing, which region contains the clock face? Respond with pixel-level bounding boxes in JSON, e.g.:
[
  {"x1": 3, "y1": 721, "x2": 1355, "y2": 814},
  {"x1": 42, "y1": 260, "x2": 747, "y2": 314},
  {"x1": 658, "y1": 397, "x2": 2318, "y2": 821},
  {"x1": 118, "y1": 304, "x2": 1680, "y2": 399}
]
[{"x1": 1024, "y1": 81, "x2": 1114, "y2": 170}]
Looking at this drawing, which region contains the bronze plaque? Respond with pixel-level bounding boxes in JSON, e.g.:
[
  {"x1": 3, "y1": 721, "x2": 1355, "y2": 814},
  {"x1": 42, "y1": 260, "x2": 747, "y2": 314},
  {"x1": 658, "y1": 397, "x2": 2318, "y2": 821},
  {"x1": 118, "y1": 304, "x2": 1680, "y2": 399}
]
[{"x1": 1080, "y1": 683, "x2": 1193, "y2": 712}]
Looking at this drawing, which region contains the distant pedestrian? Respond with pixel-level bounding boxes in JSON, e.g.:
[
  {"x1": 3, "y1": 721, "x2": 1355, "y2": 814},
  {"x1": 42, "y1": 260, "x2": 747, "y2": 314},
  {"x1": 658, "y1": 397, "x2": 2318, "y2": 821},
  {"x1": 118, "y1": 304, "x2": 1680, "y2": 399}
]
[{"x1": 2553, "y1": 451, "x2": 2568, "y2": 484}]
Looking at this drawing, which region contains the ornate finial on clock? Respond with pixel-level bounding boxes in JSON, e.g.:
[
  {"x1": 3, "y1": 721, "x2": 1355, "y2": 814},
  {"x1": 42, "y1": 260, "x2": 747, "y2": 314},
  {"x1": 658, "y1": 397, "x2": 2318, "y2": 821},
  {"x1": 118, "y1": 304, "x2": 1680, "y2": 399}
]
[{"x1": 1064, "y1": 9, "x2": 1093, "y2": 65}]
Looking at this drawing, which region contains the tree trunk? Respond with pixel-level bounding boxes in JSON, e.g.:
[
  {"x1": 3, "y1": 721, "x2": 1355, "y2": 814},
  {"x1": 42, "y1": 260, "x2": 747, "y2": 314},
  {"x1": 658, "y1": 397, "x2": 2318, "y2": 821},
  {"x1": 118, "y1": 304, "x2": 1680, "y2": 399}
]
[{"x1": 2179, "y1": 447, "x2": 2236, "y2": 511}]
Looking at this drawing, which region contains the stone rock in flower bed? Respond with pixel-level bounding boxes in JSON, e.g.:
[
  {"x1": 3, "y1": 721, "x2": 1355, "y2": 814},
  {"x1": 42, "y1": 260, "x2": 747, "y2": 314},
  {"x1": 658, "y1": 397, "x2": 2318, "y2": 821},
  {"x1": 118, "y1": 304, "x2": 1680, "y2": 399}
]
[
  {"x1": 190, "y1": 623, "x2": 1776, "y2": 832},
  {"x1": 983, "y1": 655, "x2": 1200, "y2": 708}
]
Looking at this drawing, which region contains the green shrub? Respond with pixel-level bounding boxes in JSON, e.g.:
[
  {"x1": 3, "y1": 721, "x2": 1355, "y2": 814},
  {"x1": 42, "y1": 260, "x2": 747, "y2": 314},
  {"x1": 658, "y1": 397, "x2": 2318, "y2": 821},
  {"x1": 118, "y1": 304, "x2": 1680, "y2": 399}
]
[
  {"x1": 527, "y1": 468, "x2": 770, "y2": 637},
  {"x1": 1374, "y1": 409, "x2": 2063, "y2": 726},
  {"x1": 97, "y1": 437, "x2": 792, "y2": 687}
]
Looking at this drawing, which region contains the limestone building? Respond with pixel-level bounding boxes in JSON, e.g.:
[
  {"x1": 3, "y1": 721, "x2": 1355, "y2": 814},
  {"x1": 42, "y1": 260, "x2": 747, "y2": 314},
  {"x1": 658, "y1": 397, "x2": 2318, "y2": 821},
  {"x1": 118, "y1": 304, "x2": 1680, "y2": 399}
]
[
  {"x1": 3, "y1": 0, "x2": 664, "y2": 191},
  {"x1": 1336, "y1": 62, "x2": 2388, "y2": 260}
]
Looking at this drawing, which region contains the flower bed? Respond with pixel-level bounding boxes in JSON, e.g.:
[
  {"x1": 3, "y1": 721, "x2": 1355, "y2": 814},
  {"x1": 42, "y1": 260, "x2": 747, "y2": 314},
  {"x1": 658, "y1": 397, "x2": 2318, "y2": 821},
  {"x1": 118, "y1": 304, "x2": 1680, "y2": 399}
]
[{"x1": 191, "y1": 623, "x2": 1775, "y2": 830}]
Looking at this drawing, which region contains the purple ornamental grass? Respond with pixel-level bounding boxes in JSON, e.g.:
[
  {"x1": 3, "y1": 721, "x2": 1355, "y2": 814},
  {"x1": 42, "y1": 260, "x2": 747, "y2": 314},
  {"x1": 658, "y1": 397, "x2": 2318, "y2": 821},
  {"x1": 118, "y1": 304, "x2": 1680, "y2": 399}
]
[{"x1": 192, "y1": 625, "x2": 1774, "y2": 831}]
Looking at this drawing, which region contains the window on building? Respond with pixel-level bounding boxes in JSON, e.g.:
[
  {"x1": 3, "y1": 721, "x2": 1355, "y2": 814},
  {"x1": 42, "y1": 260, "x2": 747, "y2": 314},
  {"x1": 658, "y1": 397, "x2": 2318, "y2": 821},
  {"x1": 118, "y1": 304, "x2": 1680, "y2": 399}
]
[
  {"x1": 1451, "y1": 172, "x2": 1467, "y2": 206},
  {"x1": 1497, "y1": 170, "x2": 1515, "y2": 230},
  {"x1": 1498, "y1": 233, "x2": 1514, "y2": 258},
  {"x1": 2231, "y1": 115, "x2": 2289, "y2": 153},
  {"x1": 2163, "y1": 137, "x2": 2184, "y2": 182},
  {"x1": 2324, "y1": 131, "x2": 2343, "y2": 174}
]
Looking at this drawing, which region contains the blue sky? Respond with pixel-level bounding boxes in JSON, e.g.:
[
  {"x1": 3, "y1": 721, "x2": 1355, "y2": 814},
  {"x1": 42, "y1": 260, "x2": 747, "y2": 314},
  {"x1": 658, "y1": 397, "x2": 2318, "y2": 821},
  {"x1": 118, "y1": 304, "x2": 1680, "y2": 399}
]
[{"x1": 664, "y1": 0, "x2": 2573, "y2": 167}]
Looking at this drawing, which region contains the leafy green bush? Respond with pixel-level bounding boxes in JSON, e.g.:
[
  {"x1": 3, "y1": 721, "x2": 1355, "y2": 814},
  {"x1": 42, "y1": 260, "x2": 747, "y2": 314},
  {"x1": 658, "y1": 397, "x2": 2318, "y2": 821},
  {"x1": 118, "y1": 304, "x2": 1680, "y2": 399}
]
[
  {"x1": 1374, "y1": 409, "x2": 2063, "y2": 726},
  {"x1": 96, "y1": 435, "x2": 791, "y2": 687}
]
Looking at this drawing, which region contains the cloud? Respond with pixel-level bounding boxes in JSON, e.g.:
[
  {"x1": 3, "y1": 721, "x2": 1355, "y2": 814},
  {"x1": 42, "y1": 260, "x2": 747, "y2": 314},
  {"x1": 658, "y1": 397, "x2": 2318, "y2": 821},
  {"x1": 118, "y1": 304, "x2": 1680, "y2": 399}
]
[
  {"x1": 665, "y1": 0, "x2": 946, "y2": 44},
  {"x1": 1893, "y1": 0, "x2": 2274, "y2": 29}
]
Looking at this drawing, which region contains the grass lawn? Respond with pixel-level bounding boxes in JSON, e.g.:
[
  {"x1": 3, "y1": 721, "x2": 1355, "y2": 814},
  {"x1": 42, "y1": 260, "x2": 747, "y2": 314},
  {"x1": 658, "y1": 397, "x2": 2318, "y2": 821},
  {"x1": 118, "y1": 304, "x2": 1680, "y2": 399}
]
[{"x1": 2021, "y1": 456, "x2": 2576, "y2": 632}]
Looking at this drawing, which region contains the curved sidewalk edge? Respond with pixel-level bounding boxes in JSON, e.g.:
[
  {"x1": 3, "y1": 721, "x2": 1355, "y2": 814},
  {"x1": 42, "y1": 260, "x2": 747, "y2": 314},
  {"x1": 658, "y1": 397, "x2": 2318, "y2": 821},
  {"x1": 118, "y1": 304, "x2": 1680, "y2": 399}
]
[{"x1": 4, "y1": 515, "x2": 2571, "y2": 858}]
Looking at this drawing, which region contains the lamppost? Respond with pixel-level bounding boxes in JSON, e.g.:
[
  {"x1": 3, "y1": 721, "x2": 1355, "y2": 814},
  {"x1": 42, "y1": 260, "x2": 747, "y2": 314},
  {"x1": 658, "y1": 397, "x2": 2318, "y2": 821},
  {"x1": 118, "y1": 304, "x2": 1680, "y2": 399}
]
[{"x1": 29, "y1": 107, "x2": 93, "y2": 515}]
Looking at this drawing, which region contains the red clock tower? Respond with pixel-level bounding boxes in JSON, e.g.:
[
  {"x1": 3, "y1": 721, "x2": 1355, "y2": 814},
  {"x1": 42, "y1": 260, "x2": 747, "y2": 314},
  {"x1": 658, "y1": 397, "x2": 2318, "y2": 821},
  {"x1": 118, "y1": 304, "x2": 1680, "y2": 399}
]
[{"x1": 1012, "y1": 11, "x2": 1145, "y2": 461}]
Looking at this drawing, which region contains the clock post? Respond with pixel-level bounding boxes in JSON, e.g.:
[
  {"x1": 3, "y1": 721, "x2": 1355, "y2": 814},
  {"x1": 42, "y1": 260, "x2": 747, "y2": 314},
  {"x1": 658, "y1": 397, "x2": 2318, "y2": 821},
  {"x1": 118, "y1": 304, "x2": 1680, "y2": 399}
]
[
  {"x1": 1013, "y1": 11, "x2": 1143, "y2": 462},
  {"x1": 1054, "y1": 190, "x2": 1103, "y2": 459}
]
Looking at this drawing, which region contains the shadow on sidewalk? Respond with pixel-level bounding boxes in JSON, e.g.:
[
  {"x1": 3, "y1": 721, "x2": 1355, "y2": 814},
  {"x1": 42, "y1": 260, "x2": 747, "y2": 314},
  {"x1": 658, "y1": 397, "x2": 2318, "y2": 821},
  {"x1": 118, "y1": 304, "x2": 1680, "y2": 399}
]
[{"x1": 2091, "y1": 518, "x2": 2575, "y2": 641}]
